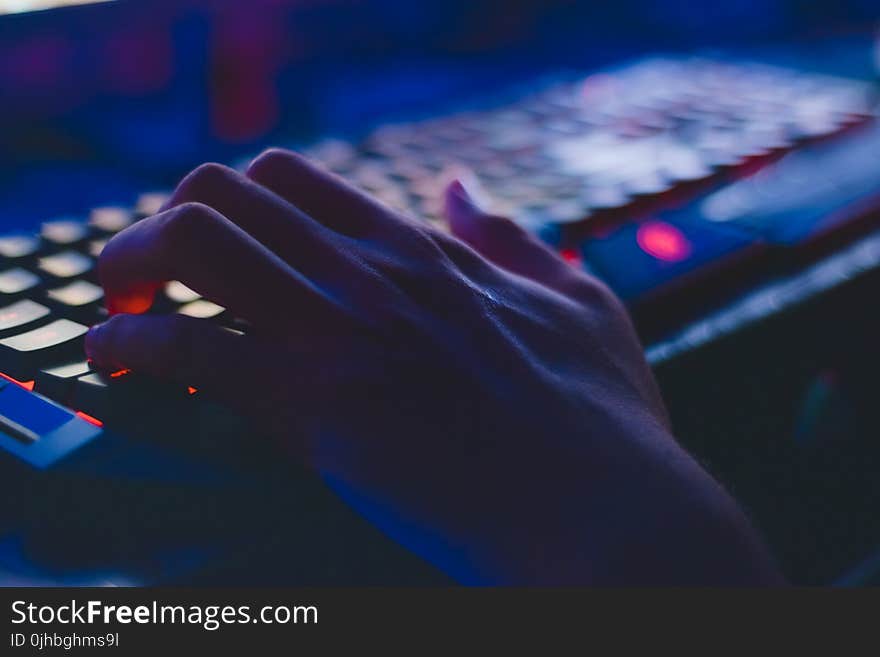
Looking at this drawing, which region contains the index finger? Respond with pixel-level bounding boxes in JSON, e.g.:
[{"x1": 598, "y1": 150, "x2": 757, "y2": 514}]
[
  {"x1": 246, "y1": 148, "x2": 415, "y2": 238},
  {"x1": 99, "y1": 201, "x2": 350, "y2": 331}
]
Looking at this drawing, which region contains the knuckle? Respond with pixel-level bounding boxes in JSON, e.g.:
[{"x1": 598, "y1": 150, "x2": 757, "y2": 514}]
[
  {"x1": 160, "y1": 202, "x2": 220, "y2": 248},
  {"x1": 578, "y1": 275, "x2": 626, "y2": 314},
  {"x1": 246, "y1": 148, "x2": 294, "y2": 179},
  {"x1": 179, "y1": 162, "x2": 236, "y2": 195}
]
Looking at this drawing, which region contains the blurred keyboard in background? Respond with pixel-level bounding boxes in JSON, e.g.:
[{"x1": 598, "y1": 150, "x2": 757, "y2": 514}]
[
  {"x1": 1, "y1": 55, "x2": 880, "y2": 466},
  {"x1": 296, "y1": 57, "x2": 879, "y2": 333}
]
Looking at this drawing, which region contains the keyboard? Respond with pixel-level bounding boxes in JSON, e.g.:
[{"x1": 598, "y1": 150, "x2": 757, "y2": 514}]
[
  {"x1": 294, "y1": 57, "x2": 880, "y2": 334},
  {"x1": 2, "y1": 55, "x2": 880, "y2": 584}
]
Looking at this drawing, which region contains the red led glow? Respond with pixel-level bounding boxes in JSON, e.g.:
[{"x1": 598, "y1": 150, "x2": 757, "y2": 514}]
[
  {"x1": 0, "y1": 372, "x2": 34, "y2": 391},
  {"x1": 635, "y1": 221, "x2": 692, "y2": 263},
  {"x1": 75, "y1": 411, "x2": 103, "y2": 427},
  {"x1": 187, "y1": 386, "x2": 198, "y2": 396},
  {"x1": 560, "y1": 249, "x2": 581, "y2": 267},
  {"x1": 109, "y1": 369, "x2": 131, "y2": 378}
]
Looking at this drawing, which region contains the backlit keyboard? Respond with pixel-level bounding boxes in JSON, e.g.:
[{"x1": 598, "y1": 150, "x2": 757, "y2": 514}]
[
  {"x1": 300, "y1": 57, "x2": 875, "y2": 234},
  {"x1": 1, "y1": 56, "x2": 880, "y2": 471}
]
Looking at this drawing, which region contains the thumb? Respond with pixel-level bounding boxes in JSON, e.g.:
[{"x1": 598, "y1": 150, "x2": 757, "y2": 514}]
[{"x1": 443, "y1": 178, "x2": 573, "y2": 291}]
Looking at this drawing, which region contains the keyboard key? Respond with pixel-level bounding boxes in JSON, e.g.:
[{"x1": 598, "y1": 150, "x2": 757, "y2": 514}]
[
  {"x1": 0, "y1": 381, "x2": 103, "y2": 469},
  {"x1": 88, "y1": 239, "x2": 108, "y2": 257},
  {"x1": 72, "y1": 370, "x2": 182, "y2": 423},
  {"x1": 0, "y1": 299, "x2": 50, "y2": 334},
  {"x1": 165, "y1": 281, "x2": 200, "y2": 304},
  {"x1": 38, "y1": 251, "x2": 93, "y2": 279},
  {"x1": 35, "y1": 360, "x2": 92, "y2": 404},
  {"x1": 47, "y1": 280, "x2": 103, "y2": 307},
  {"x1": 0, "y1": 319, "x2": 89, "y2": 380},
  {"x1": 41, "y1": 219, "x2": 89, "y2": 246},
  {"x1": 135, "y1": 192, "x2": 169, "y2": 217},
  {"x1": 0, "y1": 268, "x2": 41, "y2": 296},
  {"x1": 89, "y1": 206, "x2": 133, "y2": 233},
  {"x1": 0, "y1": 234, "x2": 40, "y2": 260},
  {"x1": 178, "y1": 299, "x2": 224, "y2": 319},
  {"x1": 71, "y1": 371, "x2": 129, "y2": 421},
  {"x1": 46, "y1": 280, "x2": 104, "y2": 323},
  {"x1": 0, "y1": 377, "x2": 40, "y2": 442}
]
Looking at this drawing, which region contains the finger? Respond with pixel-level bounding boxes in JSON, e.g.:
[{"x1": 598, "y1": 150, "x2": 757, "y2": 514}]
[
  {"x1": 161, "y1": 162, "x2": 353, "y2": 277},
  {"x1": 444, "y1": 179, "x2": 575, "y2": 294},
  {"x1": 86, "y1": 313, "x2": 258, "y2": 389},
  {"x1": 245, "y1": 148, "x2": 409, "y2": 237},
  {"x1": 84, "y1": 313, "x2": 295, "y2": 432},
  {"x1": 99, "y1": 202, "x2": 347, "y2": 330}
]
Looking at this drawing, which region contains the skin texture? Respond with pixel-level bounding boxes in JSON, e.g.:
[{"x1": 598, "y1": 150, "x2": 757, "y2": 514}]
[{"x1": 85, "y1": 149, "x2": 785, "y2": 585}]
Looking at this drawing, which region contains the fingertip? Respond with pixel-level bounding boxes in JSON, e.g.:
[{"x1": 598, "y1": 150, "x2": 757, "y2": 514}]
[
  {"x1": 444, "y1": 177, "x2": 483, "y2": 224},
  {"x1": 103, "y1": 283, "x2": 160, "y2": 316},
  {"x1": 245, "y1": 147, "x2": 299, "y2": 182},
  {"x1": 84, "y1": 322, "x2": 103, "y2": 353},
  {"x1": 85, "y1": 320, "x2": 114, "y2": 368}
]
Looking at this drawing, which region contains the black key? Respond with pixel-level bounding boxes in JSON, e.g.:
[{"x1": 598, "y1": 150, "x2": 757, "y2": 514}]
[
  {"x1": 71, "y1": 372, "x2": 128, "y2": 421},
  {"x1": 0, "y1": 379, "x2": 103, "y2": 469},
  {"x1": 0, "y1": 268, "x2": 41, "y2": 296},
  {"x1": 41, "y1": 219, "x2": 89, "y2": 247},
  {"x1": 581, "y1": 216, "x2": 767, "y2": 335},
  {"x1": 0, "y1": 299, "x2": 50, "y2": 334},
  {"x1": 0, "y1": 319, "x2": 89, "y2": 380},
  {"x1": 35, "y1": 360, "x2": 93, "y2": 405},
  {"x1": 47, "y1": 280, "x2": 103, "y2": 307},
  {"x1": 88, "y1": 206, "x2": 133, "y2": 234},
  {"x1": 46, "y1": 280, "x2": 104, "y2": 323},
  {"x1": 38, "y1": 251, "x2": 93, "y2": 279},
  {"x1": 0, "y1": 234, "x2": 40, "y2": 260},
  {"x1": 72, "y1": 370, "x2": 182, "y2": 424}
]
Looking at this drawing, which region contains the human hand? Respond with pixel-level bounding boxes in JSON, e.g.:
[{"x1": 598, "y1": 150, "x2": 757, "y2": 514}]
[{"x1": 86, "y1": 150, "x2": 782, "y2": 585}]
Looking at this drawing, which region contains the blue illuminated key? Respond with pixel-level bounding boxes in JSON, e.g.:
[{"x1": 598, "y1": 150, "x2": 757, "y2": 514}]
[{"x1": 0, "y1": 379, "x2": 103, "y2": 469}]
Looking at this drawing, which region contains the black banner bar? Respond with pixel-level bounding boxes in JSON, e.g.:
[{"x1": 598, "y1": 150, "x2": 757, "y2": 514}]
[{"x1": 0, "y1": 587, "x2": 875, "y2": 652}]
